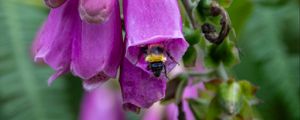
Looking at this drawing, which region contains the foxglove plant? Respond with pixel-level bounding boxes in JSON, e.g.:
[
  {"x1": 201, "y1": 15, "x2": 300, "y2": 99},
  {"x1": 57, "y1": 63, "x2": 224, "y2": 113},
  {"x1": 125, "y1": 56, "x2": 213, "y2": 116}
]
[
  {"x1": 33, "y1": 0, "x2": 122, "y2": 90},
  {"x1": 32, "y1": 0, "x2": 260, "y2": 119},
  {"x1": 120, "y1": 0, "x2": 188, "y2": 110}
]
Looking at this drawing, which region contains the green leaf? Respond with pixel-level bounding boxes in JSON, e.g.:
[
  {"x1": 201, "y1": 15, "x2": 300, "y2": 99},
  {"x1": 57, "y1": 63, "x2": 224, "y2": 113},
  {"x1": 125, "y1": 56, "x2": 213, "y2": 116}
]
[
  {"x1": 204, "y1": 79, "x2": 223, "y2": 92},
  {"x1": 187, "y1": 99, "x2": 207, "y2": 120},
  {"x1": 204, "y1": 40, "x2": 240, "y2": 68},
  {"x1": 0, "y1": 1, "x2": 83, "y2": 120},
  {"x1": 161, "y1": 74, "x2": 188, "y2": 104},
  {"x1": 238, "y1": 80, "x2": 257, "y2": 100},
  {"x1": 182, "y1": 46, "x2": 197, "y2": 67},
  {"x1": 233, "y1": 1, "x2": 300, "y2": 119},
  {"x1": 227, "y1": 0, "x2": 253, "y2": 35},
  {"x1": 183, "y1": 28, "x2": 201, "y2": 45},
  {"x1": 196, "y1": 0, "x2": 213, "y2": 21},
  {"x1": 218, "y1": 0, "x2": 233, "y2": 8},
  {"x1": 206, "y1": 97, "x2": 222, "y2": 120},
  {"x1": 238, "y1": 99, "x2": 254, "y2": 120}
]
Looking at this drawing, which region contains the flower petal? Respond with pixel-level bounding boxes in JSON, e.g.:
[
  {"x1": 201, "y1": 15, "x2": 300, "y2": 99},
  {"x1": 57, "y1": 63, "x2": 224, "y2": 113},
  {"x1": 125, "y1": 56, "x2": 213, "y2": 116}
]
[
  {"x1": 79, "y1": 0, "x2": 115, "y2": 23},
  {"x1": 123, "y1": 0, "x2": 189, "y2": 72},
  {"x1": 120, "y1": 58, "x2": 166, "y2": 108},
  {"x1": 34, "y1": 0, "x2": 81, "y2": 84},
  {"x1": 142, "y1": 103, "x2": 166, "y2": 120},
  {"x1": 71, "y1": 0, "x2": 122, "y2": 90},
  {"x1": 182, "y1": 82, "x2": 205, "y2": 120},
  {"x1": 80, "y1": 86, "x2": 124, "y2": 120}
]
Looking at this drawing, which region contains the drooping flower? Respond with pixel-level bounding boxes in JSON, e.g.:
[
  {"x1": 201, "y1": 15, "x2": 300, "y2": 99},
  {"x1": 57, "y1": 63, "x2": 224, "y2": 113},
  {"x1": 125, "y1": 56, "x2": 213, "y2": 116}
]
[
  {"x1": 120, "y1": 0, "x2": 189, "y2": 110},
  {"x1": 33, "y1": 0, "x2": 122, "y2": 90},
  {"x1": 80, "y1": 85, "x2": 125, "y2": 120}
]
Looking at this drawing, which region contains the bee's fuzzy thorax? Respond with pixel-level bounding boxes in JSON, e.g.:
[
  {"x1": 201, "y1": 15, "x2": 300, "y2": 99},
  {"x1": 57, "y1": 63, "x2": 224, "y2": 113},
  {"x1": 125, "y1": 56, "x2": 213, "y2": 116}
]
[{"x1": 145, "y1": 54, "x2": 167, "y2": 63}]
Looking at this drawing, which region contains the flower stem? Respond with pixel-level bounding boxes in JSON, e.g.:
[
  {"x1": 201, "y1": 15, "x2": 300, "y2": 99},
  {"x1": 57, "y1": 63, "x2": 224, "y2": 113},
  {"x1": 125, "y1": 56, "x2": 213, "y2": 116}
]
[
  {"x1": 177, "y1": 101, "x2": 186, "y2": 120},
  {"x1": 181, "y1": 0, "x2": 198, "y2": 29}
]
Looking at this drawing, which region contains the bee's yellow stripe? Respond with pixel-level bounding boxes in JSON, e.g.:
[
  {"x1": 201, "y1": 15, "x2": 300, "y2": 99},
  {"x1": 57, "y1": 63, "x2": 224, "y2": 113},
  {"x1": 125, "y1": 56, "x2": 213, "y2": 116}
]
[{"x1": 145, "y1": 54, "x2": 167, "y2": 62}]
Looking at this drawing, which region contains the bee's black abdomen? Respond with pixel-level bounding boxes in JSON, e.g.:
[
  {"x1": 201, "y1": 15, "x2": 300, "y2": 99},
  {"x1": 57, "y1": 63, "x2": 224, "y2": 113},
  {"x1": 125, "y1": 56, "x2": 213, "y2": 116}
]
[
  {"x1": 153, "y1": 71, "x2": 161, "y2": 77},
  {"x1": 150, "y1": 62, "x2": 164, "y2": 77}
]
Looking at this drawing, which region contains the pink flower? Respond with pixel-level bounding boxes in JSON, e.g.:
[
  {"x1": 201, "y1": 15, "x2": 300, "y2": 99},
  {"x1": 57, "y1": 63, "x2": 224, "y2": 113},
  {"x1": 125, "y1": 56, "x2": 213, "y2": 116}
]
[
  {"x1": 33, "y1": 0, "x2": 122, "y2": 90},
  {"x1": 120, "y1": 0, "x2": 189, "y2": 110},
  {"x1": 80, "y1": 86, "x2": 124, "y2": 120}
]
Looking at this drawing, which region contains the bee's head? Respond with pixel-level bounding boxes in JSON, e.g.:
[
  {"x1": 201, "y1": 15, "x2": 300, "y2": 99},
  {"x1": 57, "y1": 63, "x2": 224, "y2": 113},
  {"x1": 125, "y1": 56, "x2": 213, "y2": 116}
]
[{"x1": 148, "y1": 44, "x2": 164, "y2": 55}]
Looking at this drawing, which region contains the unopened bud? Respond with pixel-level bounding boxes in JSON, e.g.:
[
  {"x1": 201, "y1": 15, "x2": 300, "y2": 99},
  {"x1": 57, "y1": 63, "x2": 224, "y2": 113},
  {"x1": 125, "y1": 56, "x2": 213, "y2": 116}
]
[
  {"x1": 79, "y1": 0, "x2": 115, "y2": 24},
  {"x1": 44, "y1": 0, "x2": 66, "y2": 8},
  {"x1": 218, "y1": 81, "x2": 243, "y2": 115}
]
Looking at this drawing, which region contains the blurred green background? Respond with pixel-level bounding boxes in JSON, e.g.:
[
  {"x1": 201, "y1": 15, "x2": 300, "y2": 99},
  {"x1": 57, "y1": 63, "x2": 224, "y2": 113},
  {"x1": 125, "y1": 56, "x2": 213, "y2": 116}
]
[{"x1": 0, "y1": 0, "x2": 299, "y2": 120}]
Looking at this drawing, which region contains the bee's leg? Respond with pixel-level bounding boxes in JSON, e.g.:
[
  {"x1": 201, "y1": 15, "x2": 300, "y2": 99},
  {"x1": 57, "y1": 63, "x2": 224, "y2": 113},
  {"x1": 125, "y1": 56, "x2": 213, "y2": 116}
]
[
  {"x1": 166, "y1": 51, "x2": 179, "y2": 65},
  {"x1": 163, "y1": 64, "x2": 169, "y2": 79}
]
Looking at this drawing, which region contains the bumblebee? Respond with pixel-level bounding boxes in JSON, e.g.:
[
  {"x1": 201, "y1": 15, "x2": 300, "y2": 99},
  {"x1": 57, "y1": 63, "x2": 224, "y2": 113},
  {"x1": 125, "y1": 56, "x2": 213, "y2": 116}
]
[{"x1": 140, "y1": 44, "x2": 172, "y2": 78}]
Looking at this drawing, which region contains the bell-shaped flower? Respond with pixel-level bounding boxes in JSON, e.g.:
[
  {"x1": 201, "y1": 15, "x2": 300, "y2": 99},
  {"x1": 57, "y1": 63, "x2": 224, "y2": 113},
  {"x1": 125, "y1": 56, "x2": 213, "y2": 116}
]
[
  {"x1": 33, "y1": 0, "x2": 122, "y2": 90},
  {"x1": 80, "y1": 85, "x2": 125, "y2": 120},
  {"x1": 120, "y1": 0, "x2": 189, "y2": 109}
]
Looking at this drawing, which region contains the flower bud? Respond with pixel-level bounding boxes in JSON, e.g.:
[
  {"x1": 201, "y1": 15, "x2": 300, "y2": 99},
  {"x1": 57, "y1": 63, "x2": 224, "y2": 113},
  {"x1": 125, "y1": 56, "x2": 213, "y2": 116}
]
[
  {"x1": 79, "y1": 0, "x2": 115, "y2": 23},
  {"x1": 218, "y1": 81, "x2": 243, "y2": 115},
  {"x1": 44, "y1": 0, "x2": 66, "y2": 8}
]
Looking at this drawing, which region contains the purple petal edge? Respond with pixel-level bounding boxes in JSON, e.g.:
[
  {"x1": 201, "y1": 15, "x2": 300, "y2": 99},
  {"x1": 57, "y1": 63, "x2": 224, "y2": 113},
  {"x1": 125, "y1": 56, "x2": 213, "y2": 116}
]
[
  {"x1": 120, "y1": 58, "x2": 166, "y2": 108},
  {"x1": 34, "y1": 0, "x2": 80, "y2": 82},
  {"x1": 71, "y1": 0, "x2": 122, "y2": 90},
  {"x1": 123, "y1": 0, "x2": 189, "y2": 72}
]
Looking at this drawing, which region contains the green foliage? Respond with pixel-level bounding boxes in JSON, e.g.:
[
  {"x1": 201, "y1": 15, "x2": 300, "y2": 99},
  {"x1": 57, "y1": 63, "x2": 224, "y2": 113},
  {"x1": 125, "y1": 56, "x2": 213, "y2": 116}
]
[
  {"x1": 182, "y1": 46, "x2": 197, "y2": 67},
  {"x1": 187, "y1": 79, "x2": 259, "y2": 120},
  {"x1": 227, "y1": 0, "x2": 253, "y2": 36},
  {"x1": 0, "y1": 1, "x2": 83, "y2": 120},
  {"x1": 233, "y1": 1, "x2": 300, "y2": 120},
  {"x1": 218, "y1": 0, "x2": 233, "y2": 8},
  {"x1": 196, "y1": 0, "x2": 213, "y2": 21},
  {"x1": 183, "y1": 28, "x2": 201, "y2": 45},
  {"x1": 187, "y1": 98, "x2": 208, "y2": 120},
  {"x1": 204, "y1": 40, "x2": 240, "y2": 68}
]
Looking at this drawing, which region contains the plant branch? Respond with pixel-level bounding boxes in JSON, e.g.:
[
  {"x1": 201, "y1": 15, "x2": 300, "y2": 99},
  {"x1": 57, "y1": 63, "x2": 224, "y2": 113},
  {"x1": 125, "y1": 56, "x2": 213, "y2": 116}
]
[{"x1": 181, "y1": 0, "x2": 198, "y2": 29}]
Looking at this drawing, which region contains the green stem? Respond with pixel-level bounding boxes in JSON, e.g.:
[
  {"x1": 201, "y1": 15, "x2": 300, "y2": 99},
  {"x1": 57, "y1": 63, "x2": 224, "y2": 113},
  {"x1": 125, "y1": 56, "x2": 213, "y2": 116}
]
[
  {"x1": 181, "y1": 0, "x2": 198, "y2": 29},
  {"x1": 177, "y1": 101, "x2": 186, "y2": 120},
  {"x1": 186, "y1": 71, "x2": 211, "y2": 77}
]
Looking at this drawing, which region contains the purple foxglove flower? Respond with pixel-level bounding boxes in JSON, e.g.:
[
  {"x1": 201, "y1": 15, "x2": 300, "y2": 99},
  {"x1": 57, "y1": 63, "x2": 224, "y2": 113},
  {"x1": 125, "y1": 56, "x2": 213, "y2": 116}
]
[
  {"x1": 123, "y1": 0, "x2": 188, "y2": 72},
  {"x1": 80, "y1": 86, "x2": 124, "y2": 120},
  {"x1": 33, "y1": 0, "x2": 122, "y2": 90},
  {"x1": 120, "y1": 59, "x2": 166, "y2": 110},
  {"x1": 120, "y1": 0, "x2": 189, "y2": 109},
  {"x1": 142, "y1": 103, "x2": 170, "y2": 120}
]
